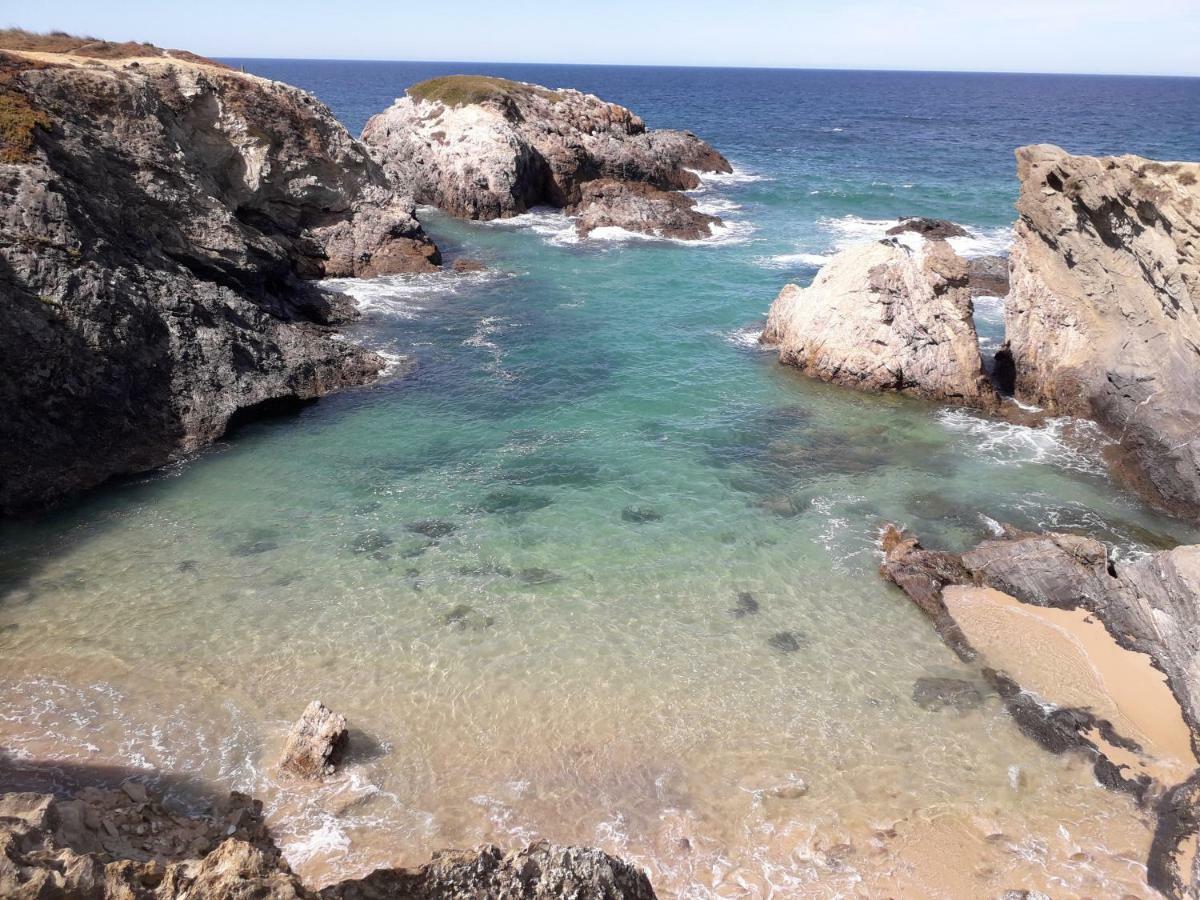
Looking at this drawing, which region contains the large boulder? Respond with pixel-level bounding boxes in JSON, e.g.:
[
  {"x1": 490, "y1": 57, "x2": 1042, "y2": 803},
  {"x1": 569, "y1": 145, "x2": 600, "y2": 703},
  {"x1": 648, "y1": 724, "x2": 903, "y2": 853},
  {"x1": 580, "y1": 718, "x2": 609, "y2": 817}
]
[
  {"x1": 278, "y1": 701, "x2": 348, "y2": 779},
  {"x1": 760, "y1": 237, "x2": 998, "y2": 407},
  {"x1": 360, "y1": 75, "x2": 731, "y2": 237},
  {"x1": 0, "y1": 43, "x2": 440, "y2": 514},
  {"x1": 1004, "y1": 144, "x2": 1200, "y2": 519},
  {"x1": 568, "y1": 178, "x2": 720, "y2": 240}
]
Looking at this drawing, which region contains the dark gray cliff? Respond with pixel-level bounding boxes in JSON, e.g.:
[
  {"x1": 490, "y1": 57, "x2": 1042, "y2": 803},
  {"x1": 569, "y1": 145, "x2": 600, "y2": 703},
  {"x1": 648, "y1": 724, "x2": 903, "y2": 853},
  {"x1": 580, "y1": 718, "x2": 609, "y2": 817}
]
[{"x1": 0, "y1": 49, "x2": 441, "y2": 514}]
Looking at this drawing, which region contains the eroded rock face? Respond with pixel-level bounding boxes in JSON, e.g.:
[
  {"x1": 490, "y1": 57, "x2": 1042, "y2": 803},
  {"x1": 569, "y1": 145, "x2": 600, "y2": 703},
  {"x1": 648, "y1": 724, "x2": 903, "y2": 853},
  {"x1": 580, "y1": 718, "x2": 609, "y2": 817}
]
[
  {"x1": 760, "y1": 238, "x2": 998, "y2": 407},
  {"x1": 1005, "y1": 144, "x2": 1200, "y2": 519},
  {"x1": 0, "y1": 789, "x2": 657, "y2": 900},
  {"x1": 569, "y1": 179, "x2": 720, "y2": 240},
  {"x1": 279, "y1": 701, "x2": 348, "y2": 779},
  {"x1": 360, "y1": 75, "x2": 730, "y2": 237},
  {"x1": 880, "y1": 524, "x2": 1200, "y2": 899},
  {"x1": 0, "y1": 49, "x2": 439, "y2": 514}
]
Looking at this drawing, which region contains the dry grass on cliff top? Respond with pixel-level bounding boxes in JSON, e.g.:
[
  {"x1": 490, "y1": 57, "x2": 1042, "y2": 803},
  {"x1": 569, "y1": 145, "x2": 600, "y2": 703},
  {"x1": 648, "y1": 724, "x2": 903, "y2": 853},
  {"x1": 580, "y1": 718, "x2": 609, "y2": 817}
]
[
  {"x1": 407, "y1": 75, "x2": 561, "y2": 107},
  {"x1": 0, "y1": 53, "x2": 53, "y2": 163},
  {"x1": 0, "y1": 29, "x2": 227, "y2": 68}
]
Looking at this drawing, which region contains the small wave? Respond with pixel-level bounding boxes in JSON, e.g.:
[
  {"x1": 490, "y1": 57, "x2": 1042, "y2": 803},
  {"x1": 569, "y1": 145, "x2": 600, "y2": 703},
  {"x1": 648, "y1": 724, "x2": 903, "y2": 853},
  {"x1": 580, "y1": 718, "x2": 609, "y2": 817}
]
[
  {"x1": 325, "y1": 268, "x2": 507, "y2": 318},
  {"x1": 281, "y1": 816, "x2": 352, "y2": 867},
  {"x1": 726, "y1": 325, "x2": 769, "y2": 350},
  {"x1": 754, "y1": 251, "x2": 831, "y2": 270},
  {"x1": 692, "y1": 197, "x2": 742, "y2": 215},
  {"x1": 937, "y1": 409, "x2": 1111, "y2": 476},
  {"x1": 584, "y1": 218, "x2": 755, "y2": 248},
  {"x1": 373, "y1": 349, "x2": 409, "y2": 376},
  {"x1": 477, "y1": 207, "x2": 580, "y2": 246},
  {"x1": 818, "y1": 215, "x2": 1013, "y2": 258},
  {"x1": 686, "y1": 165, "x2": 766, "y2": 186}
]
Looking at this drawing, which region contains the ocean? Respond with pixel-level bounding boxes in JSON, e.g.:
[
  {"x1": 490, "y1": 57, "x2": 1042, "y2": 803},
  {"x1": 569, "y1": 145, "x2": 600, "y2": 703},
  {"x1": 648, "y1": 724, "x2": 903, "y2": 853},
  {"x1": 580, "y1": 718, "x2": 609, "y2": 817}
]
[{"x1": 2, "y1": 61, "x2": 1198, "y2": 896}]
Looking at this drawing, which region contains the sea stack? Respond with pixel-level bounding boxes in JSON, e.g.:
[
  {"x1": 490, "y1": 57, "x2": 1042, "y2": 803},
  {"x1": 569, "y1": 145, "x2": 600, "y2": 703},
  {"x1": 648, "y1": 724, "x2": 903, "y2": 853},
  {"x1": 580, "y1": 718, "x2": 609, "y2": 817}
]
[
  {"x1": 361, "y1": 75, "x2": 732, "y2": 240},
  {"x1": 0, "y1": 40, "x2": 440, "y2": 514},
  {"x1": 1004, "y1": 144, "x2": 1200, "y2": 519},
  {"x1": 760, "y1": 232, "x2": 998, "y2": 407}
]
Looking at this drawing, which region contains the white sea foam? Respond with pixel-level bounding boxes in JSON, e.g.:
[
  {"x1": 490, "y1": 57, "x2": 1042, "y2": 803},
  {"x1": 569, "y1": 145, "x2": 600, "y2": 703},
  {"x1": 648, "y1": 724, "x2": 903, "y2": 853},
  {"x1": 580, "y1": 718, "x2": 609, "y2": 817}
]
[
  {"x1": 726, "y1": 324, "x2": 770, "y2": 350},
  {"x1": 754, "y1": 251, "x2": 832, "y2": 270},
  {"x1": 324, "y1": 268, "x2": 508, "y2": 318},
  {"x1": 686, "y1": 165, "x2": 766, "y2": 186},
  {"x1": 937, "y1": 409, "x2": 1111, "y2": 476},
  {"x1": 281, "y1": 817, "x2": 351, "y2": 866},
  {"x1": 817, "y1": 215, "x2": 1013, "y2": 259},
  {"x1": 692, "y1": 197, "x2": 743, "y2": 215}
]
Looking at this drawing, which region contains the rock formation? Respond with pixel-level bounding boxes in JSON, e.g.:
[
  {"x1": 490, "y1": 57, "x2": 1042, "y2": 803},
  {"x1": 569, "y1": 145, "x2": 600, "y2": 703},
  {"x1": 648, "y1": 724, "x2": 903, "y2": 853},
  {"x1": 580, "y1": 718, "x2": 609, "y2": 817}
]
[
  {"x1": 760, "y1": 236, "x2": 998, "y2": 407},
  {"x1": 880, "y1": 524, "x2": 1200, "y2": 899},
  {"x1": 568, "y1": 179, "x2": 719, "y2": 240},
  {"x1": 885, "y1": 217, "x2": 968, "y2": 240},
  {"x1": 1004, "y1": 144, "x2": 1200, "y2": 519},
  {"x1": 278, "y1": 701, "x2": 348, "y2": 779},
  {"x1": 0, "y1": 787, "x2": 657, "y2": 900},
  {"x1": 361, "y1": 75, "x2": 731, "y2": 239},
  {"x1": 0, "y1": 40, "x2": 441, "y2": 514}
]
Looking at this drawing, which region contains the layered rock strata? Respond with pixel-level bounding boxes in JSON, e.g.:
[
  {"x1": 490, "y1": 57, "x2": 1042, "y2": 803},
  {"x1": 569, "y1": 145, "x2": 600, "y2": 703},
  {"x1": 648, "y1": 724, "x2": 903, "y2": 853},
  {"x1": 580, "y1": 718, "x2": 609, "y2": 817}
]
[
  {"x1": 760, "y1": 236, "x2": 998, "y2": 407},
  {"x1": 361, "y1": 75, "x2": 731, "y2": 239},
  {"x1": 880, "y1": 525, "x2": 1200, "y2": 898},
  {"x1": 0, "y1": 44, "x2": 440, "y2": 514},
  {"x1": 1004, "y1": 144, "x2": 1200, "y2": 518}
]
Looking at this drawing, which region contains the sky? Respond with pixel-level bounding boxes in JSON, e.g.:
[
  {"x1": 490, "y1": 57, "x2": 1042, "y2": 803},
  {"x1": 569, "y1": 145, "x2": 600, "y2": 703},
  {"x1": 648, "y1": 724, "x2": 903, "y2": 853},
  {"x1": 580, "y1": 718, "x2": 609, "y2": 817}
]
[{"x1": 6, "y1": 0, "x2": 1199, "y2": 77}]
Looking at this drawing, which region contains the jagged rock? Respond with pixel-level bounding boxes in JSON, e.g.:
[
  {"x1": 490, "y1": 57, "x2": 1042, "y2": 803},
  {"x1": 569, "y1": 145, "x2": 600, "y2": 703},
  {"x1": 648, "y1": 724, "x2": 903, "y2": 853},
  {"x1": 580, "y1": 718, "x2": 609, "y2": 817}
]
[
  {"x1": 324, "y1": 842, "x2": 657, "y2": 900},
  {"x1": 885, "y1": 217, "x2": 969, "y2": 240},
  {"x1": 278, "y1": 701, "x2": 348, "y2": 779},
  {"x1": 1004, "y1": 144, "x2": 1200, "y2": 519},
  {"x1": 760, "y1": 238, "x2": 998, "y2": 407},
  {"x1": 0, "y1": 788, "x2": 657, "y2": 900},
  {"x1": 0, "y1": 42, "x2": 439, "y2": 514},
  {"x1": 568, "y1": 179, "x2": 719, "y2": 240},
  {"x1": 880, "y1": 524, "x2": 1200, "y2": 899},
  {"x1": 360, "y1": 74, "x2": 730, "y2": 238}
]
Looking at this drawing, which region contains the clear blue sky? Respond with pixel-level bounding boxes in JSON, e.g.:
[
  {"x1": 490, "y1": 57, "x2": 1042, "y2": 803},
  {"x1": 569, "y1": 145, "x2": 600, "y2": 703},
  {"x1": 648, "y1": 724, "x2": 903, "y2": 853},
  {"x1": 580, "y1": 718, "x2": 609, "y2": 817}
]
[{"x1": 7, "y1": 0, "x2": 1199, "y2": 76}]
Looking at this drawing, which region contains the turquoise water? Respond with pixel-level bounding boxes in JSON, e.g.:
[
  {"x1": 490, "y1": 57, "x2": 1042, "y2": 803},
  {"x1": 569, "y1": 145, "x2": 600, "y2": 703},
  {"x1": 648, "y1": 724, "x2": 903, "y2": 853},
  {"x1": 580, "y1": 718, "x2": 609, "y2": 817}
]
[{"x1": 2, "y1": 64, "x2": 1199, "y2": 896}]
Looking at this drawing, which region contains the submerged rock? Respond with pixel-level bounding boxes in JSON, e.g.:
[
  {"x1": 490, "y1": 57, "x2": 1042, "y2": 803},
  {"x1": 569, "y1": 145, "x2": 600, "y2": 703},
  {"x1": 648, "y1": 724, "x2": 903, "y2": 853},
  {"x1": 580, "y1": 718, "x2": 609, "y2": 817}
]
[
  {"x1": 732, "y1": 591, "x2": 760, "y2": 617},
  {"x1": 278, "y1": 701, "x2": 348, "y2": 779},
  {"x1": 1004, "y1": 144, "x2": 1200, "y2": 519},
  {"x1": 911, "y1": 676, "x2": 985, "y2": 712},
  {"x1": 0, "y1": 40, "x2": 440, "y2": 515},
  {"x1": 0, "y1": 786, "x2": 657, "y2": 899},
  {"x1": 767, "y1": 631, "x2": 804, "y2": 653},
  {"x1": 761, "y1": 238, "x2": 998, "y2": 408},
  {"x1": 361, "y1": 74, "x2": 730, "y2": 239},
  {"x1": 406, "y1": 520, "x2": 457, "y2": 539},
  {"x1": 621, "y1": 505, "x2": 664, "y2": 523},
  {"x1": 443, "y1": 603, "x2": 495, "y2": 631}
]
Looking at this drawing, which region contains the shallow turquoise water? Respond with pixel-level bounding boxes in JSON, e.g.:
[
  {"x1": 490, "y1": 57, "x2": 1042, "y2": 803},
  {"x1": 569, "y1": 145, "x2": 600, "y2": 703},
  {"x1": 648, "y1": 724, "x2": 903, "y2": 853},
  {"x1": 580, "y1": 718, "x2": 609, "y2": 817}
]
[{"x1": 2, "y1": 64, "x2": 1199, "y2": 896}]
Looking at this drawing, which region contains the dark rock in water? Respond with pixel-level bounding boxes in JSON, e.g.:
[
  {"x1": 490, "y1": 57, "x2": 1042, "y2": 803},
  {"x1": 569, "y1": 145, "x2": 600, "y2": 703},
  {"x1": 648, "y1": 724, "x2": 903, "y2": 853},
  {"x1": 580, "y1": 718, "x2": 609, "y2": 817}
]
[
  {"x1": 406, "y1": 520, "x2": 457, "y2": 539},
  {"x1": 732, "y1": 592, "x2": 760, "y2": 618},
  {"x1": 351, "y1": 530, "x2": 393, "y2": 554},
  {"x1": 278, "y1": 700, "x2": 348, "y2": 780},
  {"x1": 912, "y1": 677, "x2": 985, "y2": 712},
  {"x1": 352, "y1": 499, "x2": 382, "y2": 515},
  {"x1": 231, "y1": 539, "x2": 279, "y2": 557},
  {"x1": 518, "y1": 567, "x2": 562, "y2": 585},
  {"x1": 767, "y1": 631, "x2": 804, "y2": 653},
  {"x1": 400, "y1": 543, "x2": 431, "y2": 559},
  {"x1": 177, "y1": 560, "x2": 198, "y2": 573},
  {"x1": 885, "y1": 217, "x2": 970, "y2": 240},
  {"x1": 404, "y1": 567, "x2": 420, "y2": 578},
  {"x1": 622, "y1": 506, "x2": 663, "y2": 523},
  {"x1": 452, "y1": 257, "x2": 487, "y2": 273},
  {"x1": 443, "y1": 604, "x2": 495, "y2": 631},
  {"x1": 480, "y1": 490, "x2": 553, "y2": 515},
  {"x1": 458, "y1": 562, "x2": 515, "y2": 577},
  {"x1": 568, "y1": 179, "x2": 719, "y2": 241}
]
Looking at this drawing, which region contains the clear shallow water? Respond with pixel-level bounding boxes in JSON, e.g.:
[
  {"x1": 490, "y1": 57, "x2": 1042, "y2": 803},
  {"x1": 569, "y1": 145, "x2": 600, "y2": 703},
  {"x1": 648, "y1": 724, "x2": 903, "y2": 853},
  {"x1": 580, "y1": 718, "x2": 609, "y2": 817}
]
[{"x1": 2, "y1": 63, "x2": 1199, "y2": 897}]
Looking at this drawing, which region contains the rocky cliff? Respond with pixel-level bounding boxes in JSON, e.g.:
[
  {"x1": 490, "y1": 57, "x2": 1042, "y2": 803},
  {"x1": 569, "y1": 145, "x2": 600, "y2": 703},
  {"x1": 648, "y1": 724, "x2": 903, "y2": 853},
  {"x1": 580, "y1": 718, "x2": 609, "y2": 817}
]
[
  {"x1": 1005, "y1": 145, "x2": 1200, "y2": 519},
  {"x1": 360, "y1": 75, "x2": 732, "y2": 239},
  {"x1": 0, "y1": 43, "x2": 441, "y2": 514},
  {"x1": 760, "y1": 235, "x2": 998, "y2": 407},
  {"x1": 0, "y1": 788, "x2": 656, "y2": 900}
]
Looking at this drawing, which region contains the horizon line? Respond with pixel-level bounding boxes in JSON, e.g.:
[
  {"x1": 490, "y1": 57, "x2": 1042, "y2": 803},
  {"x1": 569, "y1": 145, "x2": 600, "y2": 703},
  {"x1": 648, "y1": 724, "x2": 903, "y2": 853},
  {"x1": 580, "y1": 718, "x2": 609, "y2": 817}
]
[{"x1": 213, "y1": 54, "x2": 1200, "y2": 81}]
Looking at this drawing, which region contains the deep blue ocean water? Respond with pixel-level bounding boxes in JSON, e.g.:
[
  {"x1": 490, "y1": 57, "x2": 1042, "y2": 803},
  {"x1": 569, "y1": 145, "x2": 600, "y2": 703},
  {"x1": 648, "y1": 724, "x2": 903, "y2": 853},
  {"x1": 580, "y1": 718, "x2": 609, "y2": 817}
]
[{"x1": 3, "y1": 61, "x2": 1199, "y2": 895}]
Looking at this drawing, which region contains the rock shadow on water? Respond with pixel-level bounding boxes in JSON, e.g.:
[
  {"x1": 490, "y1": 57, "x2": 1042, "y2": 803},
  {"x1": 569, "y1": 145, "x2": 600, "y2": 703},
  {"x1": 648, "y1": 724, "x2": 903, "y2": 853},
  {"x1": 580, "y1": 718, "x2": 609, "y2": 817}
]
[{"x1": 221, "y1": 526, "x2": 282, "y2": 558}]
